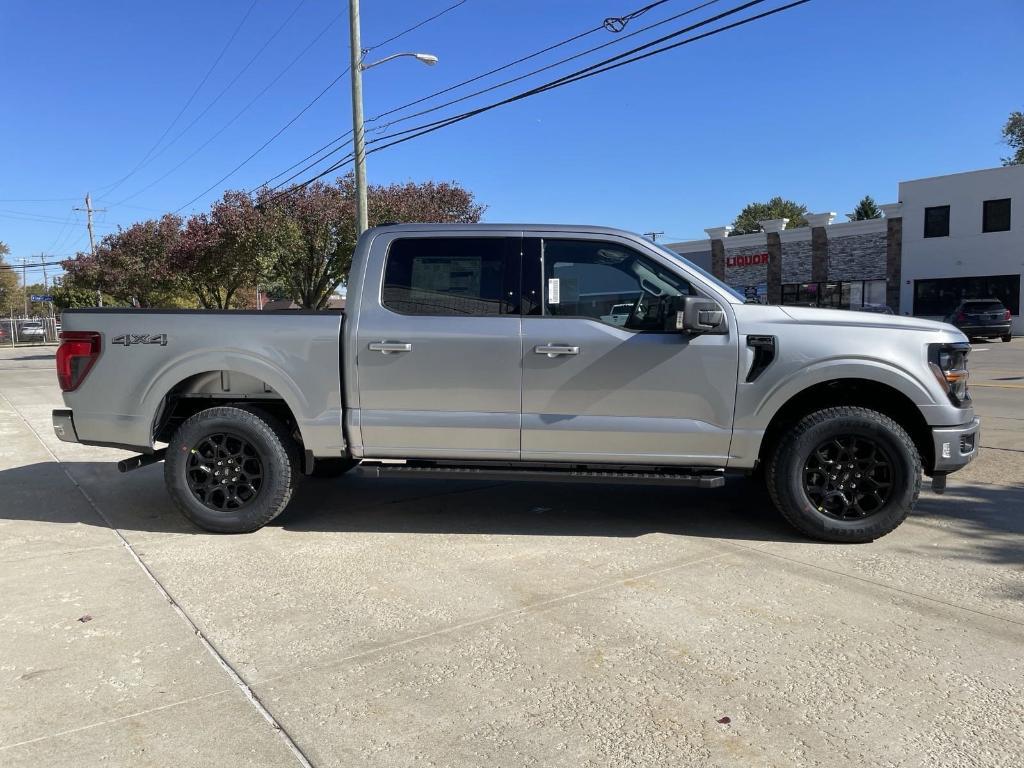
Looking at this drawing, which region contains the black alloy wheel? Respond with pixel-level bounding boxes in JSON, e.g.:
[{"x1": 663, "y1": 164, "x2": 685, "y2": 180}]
[
  {"x1": 802, "y1": 435, "x2": 893, "y2": 520},
  {"x1": 185, "y1": 433, "x2": 264, "y2": 512}
]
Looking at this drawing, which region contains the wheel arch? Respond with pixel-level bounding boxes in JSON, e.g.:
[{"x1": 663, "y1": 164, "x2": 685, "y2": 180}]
[{"x1": 757, "y1": 378, "x2": 935, "y2": 474}]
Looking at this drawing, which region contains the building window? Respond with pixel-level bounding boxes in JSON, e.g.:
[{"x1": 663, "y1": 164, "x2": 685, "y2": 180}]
[
  {"x1": 913, "y1": 274, "x2": 1020, "y2": 316},
  {"x1": 780, "y1": 280, "x2": 888, "y2": 310},
  {"x1": 382, "y1": 237, "x2": 518, "y2": 316},
  {"x1": 923, "y1": 205, "x2": 950, "y2": 238},
  {"x1": 982, "y1": 198, "x2": 1011, "y2": 233}
]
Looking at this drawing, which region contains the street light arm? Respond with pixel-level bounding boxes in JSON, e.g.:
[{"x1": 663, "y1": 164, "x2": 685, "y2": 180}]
[{"x1": 361, "y1": 52, "x2": 438, "y2": 70}]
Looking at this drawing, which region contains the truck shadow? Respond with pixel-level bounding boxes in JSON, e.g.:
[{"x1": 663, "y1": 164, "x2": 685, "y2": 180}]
[{"x1": 0, "y1": 461, "x2": 1021, "y2": 562}]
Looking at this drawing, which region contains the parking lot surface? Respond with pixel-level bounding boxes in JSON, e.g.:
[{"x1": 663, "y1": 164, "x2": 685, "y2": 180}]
[{"x1": 1, "y1": 341, "x2": 1022, "y2": 767}]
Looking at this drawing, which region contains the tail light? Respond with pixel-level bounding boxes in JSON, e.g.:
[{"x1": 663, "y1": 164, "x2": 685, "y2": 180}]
[
  {"x1": 57, "y1": 332, "x2": 101, "y2": 392},
  {"x1": 1004, "y1": 309, "x2": 1012, "y2": 321},
  {"x1": 955, "y1": 312, "x2": 966, "y2": 323}
]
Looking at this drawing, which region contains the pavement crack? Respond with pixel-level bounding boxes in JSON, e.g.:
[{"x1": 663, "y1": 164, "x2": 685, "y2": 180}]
[{"x1": 0, "y1": 391, "x2": 317, "y2": 768}]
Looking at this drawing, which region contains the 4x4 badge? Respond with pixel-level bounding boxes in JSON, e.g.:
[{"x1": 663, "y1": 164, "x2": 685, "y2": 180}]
[{"x1": 112, "y1": 333, "x2": 167, "y2": 347}]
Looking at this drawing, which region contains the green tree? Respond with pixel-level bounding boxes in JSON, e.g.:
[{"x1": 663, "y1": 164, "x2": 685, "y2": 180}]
[
  {"x1": 730, "y1": 197, "x2": 808, "y2": 235},
  {"x1": 0, "y1": 241, "x2": 21, "y2": 313},
  {"x1": 850, "y1": 195, "x2": 882, "y2": 220},
  {"x1": 1001, "y1": 110, "x2": 1024, "y2": 166}
]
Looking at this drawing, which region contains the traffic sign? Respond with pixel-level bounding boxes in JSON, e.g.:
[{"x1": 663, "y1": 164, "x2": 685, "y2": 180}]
[{"x1": 30, "y1": 294, "x2": 54, "y2": 302}]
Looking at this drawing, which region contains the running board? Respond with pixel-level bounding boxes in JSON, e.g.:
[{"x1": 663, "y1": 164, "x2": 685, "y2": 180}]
[{"x1": 354, "y1": 463, "x2": 725, "y2": 488}]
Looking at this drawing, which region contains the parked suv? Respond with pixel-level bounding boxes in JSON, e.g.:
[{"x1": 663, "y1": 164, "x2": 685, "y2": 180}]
[{"x1": 944, "y1": 299, "x2": 1013, "y2": 342}]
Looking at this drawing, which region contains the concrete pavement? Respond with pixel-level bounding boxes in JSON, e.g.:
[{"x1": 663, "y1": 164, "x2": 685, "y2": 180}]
[{"x1": 1, "y1": 342, "x2": 1022, "y2": 767}]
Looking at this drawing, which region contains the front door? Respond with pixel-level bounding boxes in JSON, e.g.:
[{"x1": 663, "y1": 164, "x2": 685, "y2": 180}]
[
  {"x1": 353, "y1": 234, "x2": 523, "y2": 460},
  {"x1": 521, "y1": 235, "x2": 738, "y2": 466}
]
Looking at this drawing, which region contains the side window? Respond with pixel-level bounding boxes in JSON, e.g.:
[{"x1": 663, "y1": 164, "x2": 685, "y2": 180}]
[
  {"x1": 924, "y1": 205, "x2": 950, "y2": 238},
  {"x1": 382, "y1": 237, "x2": 518, "y2": 316},
  {"x1": 541, "y1": 239, "x2": 693, "y2": 331}
]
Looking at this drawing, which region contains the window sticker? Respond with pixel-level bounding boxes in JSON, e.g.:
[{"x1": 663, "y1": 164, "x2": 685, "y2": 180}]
[{"x1": 547, "y1": 278, "x2": 560, "y2": 304}]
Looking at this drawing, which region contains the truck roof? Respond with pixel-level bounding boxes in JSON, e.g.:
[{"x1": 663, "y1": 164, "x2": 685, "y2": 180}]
[{"x1": 368, "y1": 222, "x2": 643, "y2": 238}]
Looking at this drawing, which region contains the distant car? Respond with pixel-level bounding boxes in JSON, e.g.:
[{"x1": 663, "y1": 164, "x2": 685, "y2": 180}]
[
  {"x1": 944, "y1": 299, "x2": 1013, "y2": 342},
  {"x1": 18, "y1": 320, "x2": 47, "y2": 342},
  {"x1": 0, "y1": 324, "x2": 10, "y2": 343}
]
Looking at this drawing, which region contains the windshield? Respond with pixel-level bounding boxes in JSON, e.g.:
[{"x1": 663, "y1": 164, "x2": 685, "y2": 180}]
[{"x1": 651, "y1": 242, "x2": 744, "y2": 302}]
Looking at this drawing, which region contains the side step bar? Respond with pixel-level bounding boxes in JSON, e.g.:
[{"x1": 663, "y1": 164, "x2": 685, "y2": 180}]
[{"x1": 354, "y1": 462, "x2": 725, "y2": 488}]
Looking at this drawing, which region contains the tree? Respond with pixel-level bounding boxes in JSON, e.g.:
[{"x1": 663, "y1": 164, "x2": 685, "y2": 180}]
[
  {"x1": 173, "y1": 191, "x2": 276, "y2": 309},
  {"x1": 0, "y1": 241, "x2": 21, "y2": 314},
  {"x1": 62, "y1": 215, "x2": 184, "y2": 307},
  {"x1": 850, "y1": 195, "x2": 882, "y2": 220},
  {"x1": 266, "y1": 174, "x2": 486, "y2": 309},
  {"x1": 730, "y1": 197, "x2": 808, "y2": 235},
  {"x1": 1001, "y1": 110, "x2": 1024, "y2": 166}
]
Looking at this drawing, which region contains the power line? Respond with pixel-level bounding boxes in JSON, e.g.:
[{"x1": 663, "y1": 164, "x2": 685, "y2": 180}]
[
  {"x1": 256, "y1": 0, "x2": 718, "y2": 192},
  {"x1": 275, "y1": 0, "x2": 811, "y2": 198},
  {"x1": 173, "y1": 69, "x2": 350, "y2": 213},
  {"x1": 364, "y1": 0, "x2": 471, "y2": 52},
  {"x1": 111, "y1": 11, "x2": 343, "y2": 207},
  {"x1": 98, "y1": 0, "x2": 260, "y2": 199}
]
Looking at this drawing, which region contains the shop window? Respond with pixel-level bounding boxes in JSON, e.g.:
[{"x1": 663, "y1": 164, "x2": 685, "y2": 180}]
[
  {"x1": 780, "y1": 279, "x2": 890, "y2": 310},
  {"x1": 924, "y1": 205, "x2": 950, "y2": 238},
  {"x1": 982, "y1": 198, "x2": 1011, "y2": 233},
  {"x1": 913, "y1": 274, "x2": 1020, "y2": 316}
]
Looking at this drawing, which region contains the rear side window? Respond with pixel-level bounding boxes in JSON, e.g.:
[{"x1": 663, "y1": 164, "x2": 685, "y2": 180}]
[
  {"x1": 963, "y1": 301, "x2": 1005, "y2": 313},
  {"x1": 382, "y1": 237, "x2": 517, "y2": 316}
]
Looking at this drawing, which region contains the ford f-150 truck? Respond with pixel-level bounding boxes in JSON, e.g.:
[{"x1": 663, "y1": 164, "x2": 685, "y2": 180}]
[{"x1": 52, "y1": 224, "x2": 979, "y2": 542}]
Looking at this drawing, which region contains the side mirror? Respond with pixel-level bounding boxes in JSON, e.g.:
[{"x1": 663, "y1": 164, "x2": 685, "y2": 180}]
[{"x1": 672, "y1": 296, "x2": 728, "y2": 334}]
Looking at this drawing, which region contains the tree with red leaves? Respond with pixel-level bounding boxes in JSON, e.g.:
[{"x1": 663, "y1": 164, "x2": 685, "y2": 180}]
[{"x1": 62, "y1": 215, "x2": 183, "y2": 307}]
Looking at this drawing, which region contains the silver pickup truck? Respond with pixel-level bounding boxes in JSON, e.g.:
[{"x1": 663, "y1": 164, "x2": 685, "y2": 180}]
[{"x1": 52, "y1": 224, "x2": 979, "y2": 542}]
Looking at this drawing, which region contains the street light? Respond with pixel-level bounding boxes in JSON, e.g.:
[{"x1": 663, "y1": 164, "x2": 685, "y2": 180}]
[{"x1": 347, "y1": 2, "x2": 439, "y2": 235}]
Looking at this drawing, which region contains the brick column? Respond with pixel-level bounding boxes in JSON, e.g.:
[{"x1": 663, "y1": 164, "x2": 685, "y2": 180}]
[
  {"x1": 758, "y1": 219, "x2": 788, "y2": 305},
  {"x1": 881, "y1": 203, "x2": 904, "y2": 314},
  {"x1": 805, "y1": 212, "x2": 835, "y2": 284},
  {"x1": 704, "y1": 226, "x2": 731, "y2": 281}
]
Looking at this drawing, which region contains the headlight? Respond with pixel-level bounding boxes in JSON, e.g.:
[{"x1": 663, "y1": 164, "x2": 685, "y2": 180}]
[{"x1": 928, "y1": 342, "x2": 970, "y2": 406}]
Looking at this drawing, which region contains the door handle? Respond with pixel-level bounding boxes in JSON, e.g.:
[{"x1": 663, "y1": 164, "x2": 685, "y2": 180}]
[
  {"x1": 369, "y1": 341, "x2": 413, "y2": 354},
  {"x1": 535, "y1": 344, "x2": 579, "y2": 358}
]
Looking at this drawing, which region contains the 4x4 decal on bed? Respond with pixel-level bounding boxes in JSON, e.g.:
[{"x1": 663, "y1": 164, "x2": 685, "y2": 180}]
[{"x1": 112, "y1": 333, "x2": 167, "y2": 347}]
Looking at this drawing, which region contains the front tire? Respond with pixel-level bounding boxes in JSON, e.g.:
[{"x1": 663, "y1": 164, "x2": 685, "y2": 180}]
[
  {"x1": 165, "y1": 406, "x2": 299, "y2": 533},
  {"x1": 766, "y1": 406, "x2": 921, "y2": 543}
]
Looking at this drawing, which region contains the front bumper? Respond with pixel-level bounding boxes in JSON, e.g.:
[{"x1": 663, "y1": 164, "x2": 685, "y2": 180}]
[
  {"x1": 52, "y1": 409, "x2": 80, "y2": 444},
  {"x1": 931, "y1": 418, "x2": 980, "y2": 473}
]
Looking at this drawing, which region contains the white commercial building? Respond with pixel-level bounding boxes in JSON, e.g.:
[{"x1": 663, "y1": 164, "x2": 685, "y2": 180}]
[
  {"x1": 665, "y1": 164, "x2": 1022, "y2": 335},
  {"x1": 898, "y1": 165, "x2": 1023, "y2": 335}
]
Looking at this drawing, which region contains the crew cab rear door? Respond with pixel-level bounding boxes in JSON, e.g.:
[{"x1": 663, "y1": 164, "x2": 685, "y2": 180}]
[
  {"x1": 519, "y1": 233, "x2": 739, "y2": 466},
  {"x1": 350, "y1": 232, "x2": 524, "y2": 459}
]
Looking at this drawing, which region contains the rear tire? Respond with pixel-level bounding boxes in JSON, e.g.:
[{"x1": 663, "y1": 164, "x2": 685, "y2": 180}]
[
  {"x1": 1002, "y1": 334, "x2": 1012, "y2": 342},
  {"x1": 765, "y1": 406, "x2": 921, "y2": 543},
  {"x1": 165, "y1": 406, "x2": 299, "y2": 533}
]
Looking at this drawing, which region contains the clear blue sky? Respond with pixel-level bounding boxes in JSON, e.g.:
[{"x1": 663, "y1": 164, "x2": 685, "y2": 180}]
[{"x1": 1, "y1": 0, "x2": 1022, "y2": 282}]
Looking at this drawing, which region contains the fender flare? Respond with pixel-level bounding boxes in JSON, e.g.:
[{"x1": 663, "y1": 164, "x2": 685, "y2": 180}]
[{"x1": 139, "y1": 349, "x2": 312, "y2": 444}]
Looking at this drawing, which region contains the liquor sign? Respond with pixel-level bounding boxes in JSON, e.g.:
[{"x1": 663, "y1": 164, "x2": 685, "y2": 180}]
[
  {"x1": 725, "y1": 253, "x2": 769, "y2": 268},
  {"x1": 30, "y1": 294, "x2": 54, "y2": 302}
]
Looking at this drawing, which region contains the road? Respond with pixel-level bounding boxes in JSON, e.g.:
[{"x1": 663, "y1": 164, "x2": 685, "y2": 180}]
[{"x1": 1, "y1": 341, "x2": 1022, "y2": 767}]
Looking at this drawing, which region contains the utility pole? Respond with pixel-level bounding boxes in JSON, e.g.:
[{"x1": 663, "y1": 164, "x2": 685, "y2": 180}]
[
  {"x1": 643, "y1": 231, "x2": 664, "y2": 242},
  {"x1": 21, "y1": 259, "x2": 28, "y2": 316},
  {"x1": 347, "y1": 0, "x2": 368, "y2": 235},
  {"x1": 74, "y1": 193, "x2": 106, "y2": 307}
]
